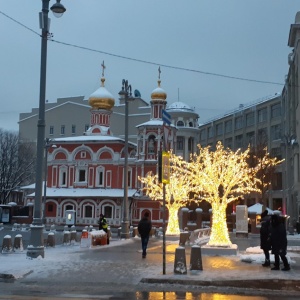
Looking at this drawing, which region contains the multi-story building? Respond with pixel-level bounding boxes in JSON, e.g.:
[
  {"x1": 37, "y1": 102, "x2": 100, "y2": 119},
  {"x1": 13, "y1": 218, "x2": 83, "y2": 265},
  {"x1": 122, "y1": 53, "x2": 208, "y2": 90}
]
[
  {"x1": 198, "y1": 93, "x2": 284, "y2": 212},
  {"x1": 282, "y1": 11, "x2": 300, "y2": 224},
  {"x1": 19, "y1": 95, "x2": 150, "y2": 145}
]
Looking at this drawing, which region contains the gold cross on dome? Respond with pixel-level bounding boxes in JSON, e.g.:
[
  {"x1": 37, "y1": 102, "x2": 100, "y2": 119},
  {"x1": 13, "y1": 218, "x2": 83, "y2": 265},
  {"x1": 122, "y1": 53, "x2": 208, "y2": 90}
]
[{"x1": 101, "y1": 60, "x2": 106, "y2": 77}]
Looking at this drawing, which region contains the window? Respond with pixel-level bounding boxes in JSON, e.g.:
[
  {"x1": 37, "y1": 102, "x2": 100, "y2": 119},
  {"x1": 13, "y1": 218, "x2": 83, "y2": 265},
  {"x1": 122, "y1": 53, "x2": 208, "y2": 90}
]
[
  {"x1": 148, "y1": 135, "x2": 155, "y2": 154},
  {"x1": 188, "y1": 137, "x2": 194, "y2": 151},
  {"x1": 66, "y1": 205, "x2": 73, "y2": 210},
  {"x1": 50, "y1": 126, "x2": 54, "y2": 135},
  {"x1": 246, "y1": 112, "x2": 254, "y2": 127},
  {"x1": 61, "y1": 125, "x2": 65, "y2": 135},
  {"x1": 224, "y1": 137, "x2": 232, "y2": 149},
  {"x1": 84, "y1": 205, "x2": 93, "y2": 218},
  {"x1": 225, "y1": 120, "x2": 232, "y2": 133},
  {"x1": 271, "y1": 147, "x2": 282, "y2": 160},
  {"x1": 72, "y1": 125, "x2": 76, "y2": 135},
  {"x1": 235, "y1": 116, "x2": 243, "y2": 130},
  {"x1": 257, "y1": 128, "x2": 268, "y2": 145},
  {"x1": 200, "y1": 130, "x2": 207, "y2": 141},
  {"x1": 189, "y1": 121, "x2": 193, "y2": 127},
  {"x1": 177, "y1": 137, "x2": 184, "y2": 150},
  {"x1": 246, "y1": 132, "x2": 255, "y2": 147},
  {"x1": 216, "y1": 123, "x2": 223, "y2": 136},
  {"x1": 271, "y1": 124, "x2": 281, "y2": 140},
  {"x1": 208, "y1": 127, "x2": 213, "y2": 138},
  {"x1": 127, "y1": 169, "x2": 132, "y2": 188},
  {"x1": 271, "y1": 103, "x2": 281, "y2": 118},
  {"x1": 79, "y1": 170, "x2": 86, "y2": 182},
  {"x1": 235, "y1": 134, "x2": 243, "y2": 149},
  {"x1": 81, "y1": 151, "x2": 86, "y2": 159},
  {"x1": 103, "y1": 205, "x2": 113, "y2": 219},
  {"x1": 48, "y1": 204, "x2": 53, "y2": 212},
  {"x1": 258, "y1": 108, "x2": 267, "y2": 123},
  {"x1": 59, "y1": 168, "x2": 67, "y2": 187},
  {"x1": 177, "y1": 120, "x2": 184, "y2": 127},
  {"x1": 96, "y1": 166, "x2": 105, "y2": 187}
]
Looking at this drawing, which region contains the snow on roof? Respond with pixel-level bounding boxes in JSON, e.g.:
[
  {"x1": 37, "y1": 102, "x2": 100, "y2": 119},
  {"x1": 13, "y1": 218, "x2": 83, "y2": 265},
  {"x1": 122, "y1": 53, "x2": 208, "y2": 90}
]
[
  {"x1": 167, "y1": 101, "x2": 194, "y2": 112},
  {"x1": 27, "y1": 188, "x2": 138, "y2": 198},
  {"x1": 247, "y1": 203, "x2": 273, "y2": 214},
  {"x1": 53, "y1": 136, "x2": 123, "y2": 142}
]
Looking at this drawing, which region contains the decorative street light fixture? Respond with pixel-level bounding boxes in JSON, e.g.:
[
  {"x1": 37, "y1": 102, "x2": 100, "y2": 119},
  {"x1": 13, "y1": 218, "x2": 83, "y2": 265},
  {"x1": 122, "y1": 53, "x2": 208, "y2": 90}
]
[
  {"x1": 27, "y1": 0, "x2": 66, "y2": 259},
  {"x1": 118, "y1": 79, "x2": 134, "y2": 239}
]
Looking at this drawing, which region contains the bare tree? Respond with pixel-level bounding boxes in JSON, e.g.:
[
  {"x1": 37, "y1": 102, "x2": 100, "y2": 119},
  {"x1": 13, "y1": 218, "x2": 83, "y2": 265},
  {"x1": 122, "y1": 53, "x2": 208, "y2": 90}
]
[{"x1": 0, "y1": 129, "x2": 36, "y2": 204}]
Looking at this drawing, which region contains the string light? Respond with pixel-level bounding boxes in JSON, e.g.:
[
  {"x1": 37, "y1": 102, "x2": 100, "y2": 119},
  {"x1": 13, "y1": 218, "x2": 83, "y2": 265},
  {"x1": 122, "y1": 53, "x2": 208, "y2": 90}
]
[
  {"x1": 187, "y1": 142, "x2": 261, "y2": 246},
  {"x1": 139, "y1": 153, "x2": 191, "y2": 235}
]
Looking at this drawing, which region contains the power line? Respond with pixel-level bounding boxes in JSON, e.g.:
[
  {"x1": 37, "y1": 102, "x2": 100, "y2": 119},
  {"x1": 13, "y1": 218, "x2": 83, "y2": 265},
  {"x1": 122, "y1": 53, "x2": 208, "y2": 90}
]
[{"x1": 0, "y1": 9, "x2": 285, "y2": 87}]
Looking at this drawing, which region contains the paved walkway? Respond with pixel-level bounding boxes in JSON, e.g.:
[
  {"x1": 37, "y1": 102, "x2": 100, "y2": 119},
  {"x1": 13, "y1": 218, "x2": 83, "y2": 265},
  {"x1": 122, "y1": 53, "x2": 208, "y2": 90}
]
[{"x1": 1, "y1": 232, "x2": 300, "y2": 296}]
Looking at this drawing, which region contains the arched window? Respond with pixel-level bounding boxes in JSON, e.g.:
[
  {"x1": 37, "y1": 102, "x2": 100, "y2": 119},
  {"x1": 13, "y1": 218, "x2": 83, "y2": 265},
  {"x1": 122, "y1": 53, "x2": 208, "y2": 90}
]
[
  {"x1": 96, "y1": 166, "x2": 105, "y2": 187},
  {"x1": 177, "y1": 120, "x2": 184, "y2": 127},
  {"x1": 84, "y1": 205, "x2": 93, "y2": 218},
  {"x1": 148, "y1": 135, "x2": 156, "y2": 154},
  {"x1": 103, "y1": 205, "x2": 113, "y2": 219}
]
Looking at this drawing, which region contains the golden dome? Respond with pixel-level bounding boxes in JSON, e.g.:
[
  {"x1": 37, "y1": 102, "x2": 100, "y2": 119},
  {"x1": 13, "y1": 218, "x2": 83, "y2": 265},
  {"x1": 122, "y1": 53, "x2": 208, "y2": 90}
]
[
  {"x1": 89, "y1": 77, "x2": 115, "y2": 110},
  {"x1": 151, "y1": 79, "x2": 167, "y2": 101}
]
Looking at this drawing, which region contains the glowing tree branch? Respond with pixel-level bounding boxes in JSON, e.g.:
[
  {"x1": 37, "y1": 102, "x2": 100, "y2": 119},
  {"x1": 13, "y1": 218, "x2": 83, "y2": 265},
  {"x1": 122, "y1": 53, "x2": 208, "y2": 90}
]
[
  {"x1": 188, "y1": 142, "x2": 260, "y2": 246},
  {"x1": 139, "y1": 153, "x2": 191, "y2": 235}
]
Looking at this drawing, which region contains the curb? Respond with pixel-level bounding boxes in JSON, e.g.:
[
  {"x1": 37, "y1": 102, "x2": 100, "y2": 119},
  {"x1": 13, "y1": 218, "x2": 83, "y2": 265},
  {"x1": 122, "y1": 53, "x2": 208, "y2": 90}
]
[{"x1": 141, "y1": 277, "x2": 300, "y2": 292}]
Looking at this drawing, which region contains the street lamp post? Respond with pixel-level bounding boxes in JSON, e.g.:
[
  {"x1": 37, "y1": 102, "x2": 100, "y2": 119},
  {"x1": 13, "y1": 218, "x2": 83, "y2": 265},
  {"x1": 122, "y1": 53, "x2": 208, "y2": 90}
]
[
  {"x1": 118, "y1": 79, "x2": 133, "y2": 239},
  {"x1": 27, "y1": 0, "x2": 66, "y2": 259},
  {"x1": 43, "y1": 138, "x2": 56, "y2": 225}
]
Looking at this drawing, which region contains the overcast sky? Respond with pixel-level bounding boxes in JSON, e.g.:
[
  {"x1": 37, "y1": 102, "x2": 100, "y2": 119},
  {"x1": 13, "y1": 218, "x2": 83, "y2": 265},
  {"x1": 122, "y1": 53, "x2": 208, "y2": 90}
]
[{"x1": 0, "y1": 1, "x2": 299, "y2": 132}]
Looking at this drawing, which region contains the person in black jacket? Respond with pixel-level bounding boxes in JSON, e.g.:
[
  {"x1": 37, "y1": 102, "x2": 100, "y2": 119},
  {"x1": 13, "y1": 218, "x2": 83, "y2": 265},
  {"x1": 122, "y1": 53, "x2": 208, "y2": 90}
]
[
  {"x1": 138, "y1": 212, "x2": 152, "y2": 258},
  {"x1": 260, "y1": 209, "x2": 271, "y2": 267},
  {"x1": 270, "y1": 213, "x2": 290, "y2": 271}
]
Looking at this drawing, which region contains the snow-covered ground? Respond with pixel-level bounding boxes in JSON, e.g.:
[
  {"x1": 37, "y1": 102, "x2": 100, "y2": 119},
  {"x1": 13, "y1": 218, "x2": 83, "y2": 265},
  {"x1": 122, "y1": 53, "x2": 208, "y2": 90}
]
[{"x1": 1, "y1": 234, "x2": 300, "y2": 280}]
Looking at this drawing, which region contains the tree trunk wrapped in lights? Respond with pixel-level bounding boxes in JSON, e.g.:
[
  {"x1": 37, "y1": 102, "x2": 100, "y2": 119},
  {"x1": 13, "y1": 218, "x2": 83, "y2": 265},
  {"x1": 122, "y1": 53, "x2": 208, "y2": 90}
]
[
  {"x1": 188, "y1": 142, "x2": 260, "y2": 246},
  {"x1": 139, "y1": 153, "x2": 190, "y2": 235}
]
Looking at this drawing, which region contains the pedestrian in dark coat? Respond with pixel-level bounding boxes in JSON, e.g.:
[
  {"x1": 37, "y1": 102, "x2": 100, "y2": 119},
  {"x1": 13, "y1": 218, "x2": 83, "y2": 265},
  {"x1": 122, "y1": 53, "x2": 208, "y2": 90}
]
[
  {"x1": 270, "y1": 214, "x2": 290, "y2": 271},
  {"x1": 138, "y1": 212, "x2": 152, "y2": 258},
  {"x1": 260, "y1": 209, "x2": 271, "y2": 267}
]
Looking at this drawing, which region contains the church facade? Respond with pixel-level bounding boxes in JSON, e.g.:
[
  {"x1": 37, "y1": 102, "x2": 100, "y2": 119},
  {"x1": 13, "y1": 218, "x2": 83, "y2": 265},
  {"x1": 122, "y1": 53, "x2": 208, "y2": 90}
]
[{"x1": 25, "y1": 66, "x2": 199, "y2": 228}]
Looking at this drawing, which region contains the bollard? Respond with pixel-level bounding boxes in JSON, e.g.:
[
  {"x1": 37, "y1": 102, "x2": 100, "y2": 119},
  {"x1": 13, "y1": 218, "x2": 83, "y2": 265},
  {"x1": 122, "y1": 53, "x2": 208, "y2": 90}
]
[
  {"x1": 50, "y1": 224, "x2": 56, "y2": 232},
  {"x1": 117, "y1": 227, "x2": 121, "y2": 238},
  {"x1": 70, "y1": 231, "x2": 77, "y2": 243},
  {"x1": 174, "y1": 246, "x2": 187, "y2": 274},
  {"x1": 179, "y1": 231, "x2": 190, "y2": 246},
  {"x1": 80, "y1": 229, "x2": 90, "y2": 248},
  {"x1": 2, "y1": 235, "x2": 13, "y2": 254},
  {"x1": 150, "y1": 227, "x2": 156, "y2": 237},
  {"x1": 13, "y1": 234, "x2": 24, "y2": 252},
  {"x1": 12, "y1": 223, "x2": 18, "y2": 231},
  {"x1": 107, "y1": 227, "x2": 111, "y2": 245},
  {"x1": 129, "y1": 226, "x2": 133, "y2": 237},
  {"x1": 133, "y1": 227, "x2": 139, "y2": 237},
  {"x1": 64, "y1": 225, "x2": 69, "y2": 232},
  {"x1": 47, "y1": 232, "x2": 56, "y2": 247},
  {"x1": 63, "y1": 231, "x2": 71, "y2": 245},
  {"x1": 190, "y1": 245, "x2": 203, "y2": 271},
  {"x1": 89, "y1": 225, "x2": 93, "y2": 232},
  {"x1": 21, "y1": 224, "x2": 27, "y2": 231}
]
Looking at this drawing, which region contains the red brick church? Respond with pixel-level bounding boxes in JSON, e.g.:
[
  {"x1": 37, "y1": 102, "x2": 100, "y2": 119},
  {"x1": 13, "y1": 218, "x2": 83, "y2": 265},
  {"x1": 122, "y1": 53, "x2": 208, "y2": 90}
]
[{"x1": 26, "y1": 66, "x2": 177, "y2": 228}]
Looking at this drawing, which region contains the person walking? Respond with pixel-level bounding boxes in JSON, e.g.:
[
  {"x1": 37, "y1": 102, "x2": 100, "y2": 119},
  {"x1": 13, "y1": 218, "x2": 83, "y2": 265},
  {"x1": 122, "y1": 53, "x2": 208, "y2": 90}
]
[
  {"x1": 98, "y1": 213, "x2": 109, "y2": 244},
  {"x1": 270, "y1": 213, "x2": 290, "y2": 271},
  {"x1": 260, "y1": 209, "x2": 271, "y2": 267},
  {"x1": 138, "y1": 212, "x2": 152, "y2": 258}
]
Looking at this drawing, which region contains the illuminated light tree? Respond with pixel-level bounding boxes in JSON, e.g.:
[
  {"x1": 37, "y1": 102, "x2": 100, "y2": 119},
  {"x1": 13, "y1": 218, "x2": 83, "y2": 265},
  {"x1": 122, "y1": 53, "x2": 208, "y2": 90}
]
[
  {"x1": 188, "y1": 142, "x2": 260, "y2": 246},
  {"x1": 139, "y1": 153, "x2": 191, "y2": 235}
]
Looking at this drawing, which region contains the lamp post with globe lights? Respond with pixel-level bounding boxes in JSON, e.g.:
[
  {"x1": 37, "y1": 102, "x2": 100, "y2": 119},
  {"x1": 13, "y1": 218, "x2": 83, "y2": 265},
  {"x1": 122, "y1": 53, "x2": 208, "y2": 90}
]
[{"x1": 27, "y1": 0, "x2": 66, "y2": 259}]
